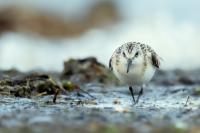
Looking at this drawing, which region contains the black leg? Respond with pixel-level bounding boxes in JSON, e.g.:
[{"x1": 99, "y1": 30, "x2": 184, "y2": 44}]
[
  {"x1": 136, "y1": 87, "x2": 143, "y2": 103},
  {"x1": 129, "y1": 86, "x2": 135, "y2": 103}
]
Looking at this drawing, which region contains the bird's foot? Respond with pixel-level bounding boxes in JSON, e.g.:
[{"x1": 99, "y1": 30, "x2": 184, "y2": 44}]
[
  {"x1": 135, "y1": 87, "x2": 143, "y2": 104},
  {"x1": 129, "y1": 86, "x2": 144, "y2": 105},
  {"x1": 132, "y1": 96, "x2": 136, "y2": 104}
]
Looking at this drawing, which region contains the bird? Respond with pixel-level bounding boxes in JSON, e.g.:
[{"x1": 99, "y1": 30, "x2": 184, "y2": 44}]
[{"x1": 109, "y1": 42, "x2": 161, "y2": 104}]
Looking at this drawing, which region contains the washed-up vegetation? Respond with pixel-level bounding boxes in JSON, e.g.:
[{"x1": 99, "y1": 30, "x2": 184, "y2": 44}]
[{"x1": 0, "y1": 57, "x2": 118, "y2": 102}]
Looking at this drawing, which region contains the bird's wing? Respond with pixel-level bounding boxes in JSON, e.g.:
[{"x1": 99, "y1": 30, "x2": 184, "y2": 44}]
[
  {"x1": 109, "y1": 58, "x2": 113, "y2": 71},
  {"x1": 151, "y1": 53, "x2": 160, "y2": 68}
]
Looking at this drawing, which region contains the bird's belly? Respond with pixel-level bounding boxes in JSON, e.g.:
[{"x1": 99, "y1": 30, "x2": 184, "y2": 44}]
[{"x1": 114, "y1": 64, "x2": 156, "y2": 86}]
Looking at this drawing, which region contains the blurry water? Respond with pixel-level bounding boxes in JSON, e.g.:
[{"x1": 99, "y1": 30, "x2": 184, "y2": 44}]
[{"x1": 0, "y1": 0, "x2": 199, "y2": 71}]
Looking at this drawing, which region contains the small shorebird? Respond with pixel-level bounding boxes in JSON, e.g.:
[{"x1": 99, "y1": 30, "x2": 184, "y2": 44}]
[{"x1": 109, "y1": 42, "x2": 161, "y2": 104}]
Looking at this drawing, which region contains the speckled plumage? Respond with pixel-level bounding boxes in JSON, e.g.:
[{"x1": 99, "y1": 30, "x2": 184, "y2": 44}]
[{"x1": 109, "y1": 42, "x2": 161, "y2": 103}]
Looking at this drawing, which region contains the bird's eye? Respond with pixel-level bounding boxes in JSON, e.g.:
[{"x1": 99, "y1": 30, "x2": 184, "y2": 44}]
[
  {"x1": 123, "y1": 52, "x2": 126, "y2": 57},
  {"x1": 135, "y1": 52, "x2": 139, "y2": 57}
]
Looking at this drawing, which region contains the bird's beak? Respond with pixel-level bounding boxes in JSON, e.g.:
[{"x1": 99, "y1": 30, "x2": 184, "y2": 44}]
[{"x1": 127, "y1": 59, "x2": 132, "y2": 73}]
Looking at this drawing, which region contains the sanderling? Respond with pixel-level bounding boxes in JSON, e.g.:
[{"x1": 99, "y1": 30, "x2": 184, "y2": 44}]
[{"x1": 109, "y1": 42, "x2": 161, "y2": 104}]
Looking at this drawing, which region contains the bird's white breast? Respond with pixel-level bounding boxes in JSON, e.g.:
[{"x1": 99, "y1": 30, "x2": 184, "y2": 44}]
[{"x1": 113, "y1": 61, "x2": 156, "y2": 86}]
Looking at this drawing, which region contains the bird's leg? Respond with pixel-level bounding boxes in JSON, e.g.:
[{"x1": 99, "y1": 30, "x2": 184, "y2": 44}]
[
  {"x1": 129, "y1": 86, "x2": 135, "y2": 103},
  {"x1": 136, "y1": 87, "x2": 143, "y2": 103}
]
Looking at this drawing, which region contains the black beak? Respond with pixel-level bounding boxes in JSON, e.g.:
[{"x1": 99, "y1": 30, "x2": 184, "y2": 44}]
[{"x1": 127, "y1": 59, "x2": 132, "y2": 73}]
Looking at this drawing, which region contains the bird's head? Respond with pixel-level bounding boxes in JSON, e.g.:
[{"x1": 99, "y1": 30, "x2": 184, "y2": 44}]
[{"x1": 120, "y1": 44, "x2": 144, "y2": 73}]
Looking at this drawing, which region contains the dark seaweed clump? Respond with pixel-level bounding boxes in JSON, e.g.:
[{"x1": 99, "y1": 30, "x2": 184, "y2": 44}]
[
  {"x1": 0, "y1": 74, "x2": 59, "y2": 98},
  {"x1": 62, "y1": 57, "x2": 118, "y2": 84}
]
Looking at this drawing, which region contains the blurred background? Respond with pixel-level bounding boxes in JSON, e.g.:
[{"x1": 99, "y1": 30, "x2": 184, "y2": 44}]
[{"x1": 0, "y1": 0, "x2": 199, "y2": 72}]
